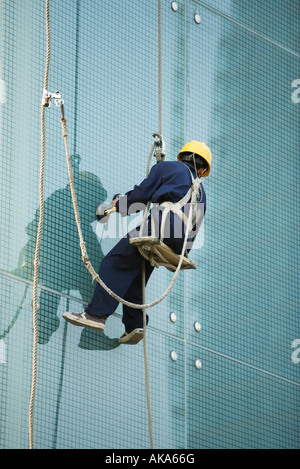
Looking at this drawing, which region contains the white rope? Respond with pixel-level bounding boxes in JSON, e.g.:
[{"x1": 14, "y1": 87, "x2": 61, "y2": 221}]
[
  {"x1": 29, "y1": 0, "x2": 50, "y2": 450},
  {"x1": 158, "y1": 0, "x2": 162, "y2": 135},
  {"x1": 61, "y1": 115, "x2": 195, "y2": 452},
  {"x1": 33, "y1": 0, "x2": 193, "y2": 450},
  {"x1": 61, "y1": 115, "x2": 194, "y2": 311},
  {"x1": 59, "y1": 5, "x2": 194, "y2": 454},
  {"x1": 142, "y1": 262, "x2": 153, "y2": 449}
]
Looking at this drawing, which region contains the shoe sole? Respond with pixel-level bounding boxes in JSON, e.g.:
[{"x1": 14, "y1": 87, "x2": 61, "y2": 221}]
[
  {"x1": 62, "y1": 312, "x2": 106, "y2": 331},
  {"x1": 119, "y1": 328, "x2": 144, "y2": 345}
]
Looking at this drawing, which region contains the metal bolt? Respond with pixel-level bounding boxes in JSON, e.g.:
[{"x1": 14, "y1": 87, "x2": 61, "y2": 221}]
[
  {"x1": 171, "y1": 2, "x2": 178, "y2": 12},
  {"x1": 170, "y1": 312, "x2": 177, "y2": 323},
  {"x1": 171, "y1": 351, "x2": 178, "y2": 361},
  {"x1": 194, "y1": 321, "x2": 201, "y2": 332},
  {"x1": 194, "y1": 12, "x2": 201, "y2": 24},
  {"x1": 195, "y1": 359, "x2": 202, "y2": 369}
]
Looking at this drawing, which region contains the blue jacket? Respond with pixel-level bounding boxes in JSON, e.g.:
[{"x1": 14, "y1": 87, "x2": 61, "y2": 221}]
[{"x1": 116, "y1": 161, "x2": 206, "y2": 253}]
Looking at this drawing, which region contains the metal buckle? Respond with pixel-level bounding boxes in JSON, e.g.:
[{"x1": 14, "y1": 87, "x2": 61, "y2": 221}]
[
  {"x1": 42, "y1": 89, "x2": 64, "y2": 108},
  {"x1": 153, "y1": 132, "x2": 166, "y2": 162}
]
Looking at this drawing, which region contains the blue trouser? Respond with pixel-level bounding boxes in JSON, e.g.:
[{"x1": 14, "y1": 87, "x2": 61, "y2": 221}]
[
  {"x1": 85, "y1": 234, "x2": 154, "y2": 332},
  {"x1": 85, "y1": 211, "x2": 188, "y2": 332}
]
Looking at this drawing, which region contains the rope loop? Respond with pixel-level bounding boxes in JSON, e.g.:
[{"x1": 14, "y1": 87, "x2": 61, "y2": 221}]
[
  {"x1": 32, "y1": 0, "x2": 167, "y2": 451},
  {"x1": 29, "y1": 0, "x2": 50, "y2": 450}
]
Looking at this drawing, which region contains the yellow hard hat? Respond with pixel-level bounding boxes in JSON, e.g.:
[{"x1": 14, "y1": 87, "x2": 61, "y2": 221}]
[{"x1": 177, "y1": 141, "x2": 211, "y2": 177}]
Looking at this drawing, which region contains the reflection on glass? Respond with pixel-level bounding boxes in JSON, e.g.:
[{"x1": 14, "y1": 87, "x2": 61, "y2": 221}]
[{"x1": 13, "y1": 157, "x2": 107, "y2": 344}]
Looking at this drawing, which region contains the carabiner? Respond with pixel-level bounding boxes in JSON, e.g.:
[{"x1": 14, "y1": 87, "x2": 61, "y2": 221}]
[{"x1": 153, "y1": 132, "x2": 166, "y2": 162}]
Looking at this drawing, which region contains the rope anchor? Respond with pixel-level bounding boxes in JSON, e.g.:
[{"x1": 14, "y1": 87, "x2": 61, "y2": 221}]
[
  {"x1": 153, "y1": 132, "x2": 166, "y2": 162},
  {"x1": 42, "y1": 89, "x2": 64, "y2": 108}
]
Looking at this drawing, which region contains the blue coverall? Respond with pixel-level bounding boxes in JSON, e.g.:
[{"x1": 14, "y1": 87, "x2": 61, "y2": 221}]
[{"x1": 85, "y1": 161, "x2": 206, "y2": 332}]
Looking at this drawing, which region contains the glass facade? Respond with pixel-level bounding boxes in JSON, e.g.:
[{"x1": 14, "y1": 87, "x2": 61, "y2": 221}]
[{"x1": 0, "y1": 0, "x2": 299, "y2": 449}]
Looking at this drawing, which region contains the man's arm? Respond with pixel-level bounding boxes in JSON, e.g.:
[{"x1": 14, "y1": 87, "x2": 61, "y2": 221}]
[{"x1": 114, "y1": 164, "x2": 163, "y2": 216}]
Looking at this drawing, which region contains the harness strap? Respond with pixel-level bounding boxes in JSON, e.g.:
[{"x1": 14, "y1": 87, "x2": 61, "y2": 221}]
[{"x1": 157, "y1": 166, "x2": 201, "y2": 242}]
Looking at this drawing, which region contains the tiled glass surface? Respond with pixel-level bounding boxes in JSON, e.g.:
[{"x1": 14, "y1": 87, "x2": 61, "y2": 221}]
[
  {"x1": 184, "y1": 3, "x2": 300, "y2": 385},
  {"x1": 191, "y1": 0, "x2": 300, "y2": 54},
  {"x1": 186, "y1": 345, "x2": 300, "y2": 449},
  {"x1": 0, "y1": 0, "x2": 299, "y2": 449}
]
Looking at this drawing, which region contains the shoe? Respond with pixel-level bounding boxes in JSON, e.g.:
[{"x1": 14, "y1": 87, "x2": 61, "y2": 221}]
[
  {"x1": 63, "y1": 312, "x2": 107, "y2": 331},
  {"x1": 119, "y1": 328, "x2": 144, "y2": 345}
]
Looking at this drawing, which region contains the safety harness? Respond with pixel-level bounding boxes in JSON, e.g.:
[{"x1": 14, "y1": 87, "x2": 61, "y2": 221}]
[{"x1": 130, "y1": 166, "x2": 201, "y2": 271}]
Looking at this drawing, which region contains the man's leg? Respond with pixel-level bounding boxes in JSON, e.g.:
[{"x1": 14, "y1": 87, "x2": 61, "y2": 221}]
[
  {"x1": 85, "y1": 236, "x2": 147, "y2": 316},
  {"x1": 121, "y1": 262, "x2": 154, "y2": 332},
  {"x1": 63, "y1": 235, "x2": 147, "y2": 330}
]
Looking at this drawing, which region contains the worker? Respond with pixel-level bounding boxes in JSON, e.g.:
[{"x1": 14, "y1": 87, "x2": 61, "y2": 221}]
[{"x1": 63, "y1": 141, "x2": 211, "y2": 344}]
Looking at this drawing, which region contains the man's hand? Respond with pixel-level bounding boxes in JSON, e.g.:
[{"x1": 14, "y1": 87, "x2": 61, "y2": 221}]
[{"x1": 96, "y1": 203, "x2": 116, "y2": 223}]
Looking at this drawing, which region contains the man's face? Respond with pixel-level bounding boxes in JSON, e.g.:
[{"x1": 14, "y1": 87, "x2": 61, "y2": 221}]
[{"x1": 197, "y1": 167, "x2": 208, "y2": 178}]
